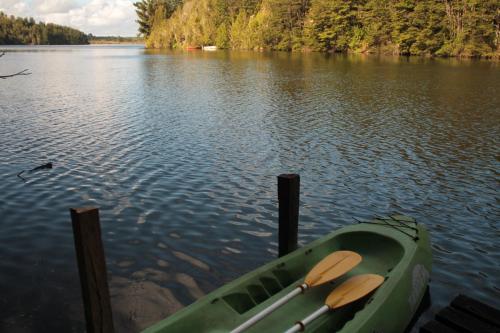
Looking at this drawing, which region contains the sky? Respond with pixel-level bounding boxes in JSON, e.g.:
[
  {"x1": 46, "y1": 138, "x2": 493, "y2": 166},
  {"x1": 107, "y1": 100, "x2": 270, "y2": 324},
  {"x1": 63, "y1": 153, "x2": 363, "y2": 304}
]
[{"x1": 0, "y1": 0, "x2": 139, "y2": 36}]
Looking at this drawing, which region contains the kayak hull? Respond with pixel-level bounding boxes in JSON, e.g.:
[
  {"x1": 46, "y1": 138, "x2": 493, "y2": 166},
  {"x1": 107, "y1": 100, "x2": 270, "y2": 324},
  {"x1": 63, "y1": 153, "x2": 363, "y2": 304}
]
[{"x1": 143, "y1": 215, "x2": 432, "y2": 333}]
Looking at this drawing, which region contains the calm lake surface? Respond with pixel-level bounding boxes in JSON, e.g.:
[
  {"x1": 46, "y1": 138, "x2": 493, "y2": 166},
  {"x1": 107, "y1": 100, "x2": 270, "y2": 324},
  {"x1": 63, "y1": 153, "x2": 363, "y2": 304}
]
[{"x1": 0, "y1": 45, "x2": 498, "y2": 332}]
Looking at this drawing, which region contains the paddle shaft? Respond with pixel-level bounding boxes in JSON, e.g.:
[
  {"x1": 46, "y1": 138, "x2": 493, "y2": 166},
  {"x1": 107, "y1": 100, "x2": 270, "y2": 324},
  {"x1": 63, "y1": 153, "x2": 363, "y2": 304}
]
[
  {"x1": 284, "y1": 305, "x2": 329, "y2": 333},
  {"x1": 231, "y1": 284, "x2": 308, "y2": 333}
]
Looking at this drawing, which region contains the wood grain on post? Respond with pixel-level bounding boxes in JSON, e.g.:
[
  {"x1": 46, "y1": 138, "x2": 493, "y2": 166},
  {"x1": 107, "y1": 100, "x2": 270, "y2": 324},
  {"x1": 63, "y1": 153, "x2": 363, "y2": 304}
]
[
  {"x1": 278, "y1": 174, "x2": 300, "y2": 257},
  {"x1": 70, "y1": 207, "x2": 114, "y2": 333}
]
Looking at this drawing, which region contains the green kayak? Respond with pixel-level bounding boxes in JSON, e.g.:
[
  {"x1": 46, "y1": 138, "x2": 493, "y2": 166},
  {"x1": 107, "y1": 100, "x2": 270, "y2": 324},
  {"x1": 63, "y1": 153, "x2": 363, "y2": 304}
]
[{"x1": 143, "y1": 215, "x2": 432, "y2": 333}]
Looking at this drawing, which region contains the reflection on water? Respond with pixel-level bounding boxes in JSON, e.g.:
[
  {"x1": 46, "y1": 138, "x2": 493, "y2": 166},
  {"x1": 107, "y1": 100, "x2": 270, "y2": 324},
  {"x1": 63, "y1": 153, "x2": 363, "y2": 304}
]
[{"x1": 0, "y1": 45, "x2": 499, "y2": 332}]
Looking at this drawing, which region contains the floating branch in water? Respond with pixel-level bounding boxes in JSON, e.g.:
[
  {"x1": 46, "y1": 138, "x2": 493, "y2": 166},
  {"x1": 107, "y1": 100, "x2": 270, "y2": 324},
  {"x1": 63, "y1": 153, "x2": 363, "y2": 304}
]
[
  {"x1": 0, "y1": 52, "x2": 32, "y2": 79},
  {"x1": 17, "y1": 162, "x2": 53, "y2": 180},
  {"x1": 17, "y1": 171, "x2": 26, "y2": 182},
  {"x1": 30, "y1": 162, "x2": 53, "y2": 171},
  {"x1": 0, "y1": 69, "x2": 31, "y2": 79}
]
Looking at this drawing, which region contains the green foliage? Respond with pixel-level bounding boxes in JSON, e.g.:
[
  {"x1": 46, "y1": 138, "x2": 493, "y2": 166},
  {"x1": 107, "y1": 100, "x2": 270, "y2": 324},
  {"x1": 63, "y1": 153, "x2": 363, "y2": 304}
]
[
  {"x1": 144, "y1": 0, "x2": 499, "y2": 58},
  {"x1": 215, "y1": 22, "x2": 230, "y2": 48},
  {"x1": 260, "y1": 0, "x2": 311, "y2": 51},
  {"x1": 0, "y1": 12, "x2": 88, "y2": 45},
  {"x1": 230, "y1": 10, "x2": 251, "y2": 49},
  {"x1": 304, "y1": 0, "x2": 361, "y2": 52},
  {"x1": 134, "y1": 0, "x2": 183, "y2": 37},
  {"x1": 357, "y1": 0, "x2": 392, "y2": 51}
]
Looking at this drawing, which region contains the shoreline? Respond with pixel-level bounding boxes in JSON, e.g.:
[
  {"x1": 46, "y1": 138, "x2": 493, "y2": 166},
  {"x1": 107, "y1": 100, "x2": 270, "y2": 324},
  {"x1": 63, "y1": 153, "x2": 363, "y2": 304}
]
[
  {"x1": 90, "y1": 41, "x2": 144, "y2": 45},
  {"x1": 1, "y1": 44, "x2": 497, "y2": 60},
  {"x1": 143, "y1": 46, "x2": 500, "y2": 61}
]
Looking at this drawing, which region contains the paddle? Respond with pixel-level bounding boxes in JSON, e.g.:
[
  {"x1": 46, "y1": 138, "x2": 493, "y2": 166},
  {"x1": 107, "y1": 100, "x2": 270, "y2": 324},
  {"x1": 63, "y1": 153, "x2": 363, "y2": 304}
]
[
  {"x1": 284, "y1": 274, "x2": 384, "y2": 333},
  {"x1": 231, "y1": 251, "x2": 361, "y2": 333}
]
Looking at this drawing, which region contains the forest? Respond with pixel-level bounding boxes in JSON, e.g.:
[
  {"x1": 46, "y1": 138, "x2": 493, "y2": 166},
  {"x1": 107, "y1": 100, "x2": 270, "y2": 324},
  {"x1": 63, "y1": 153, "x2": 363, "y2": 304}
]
[
  {"x1": 0, "y1": 12, "x2": 89, "y2": 45},
  {"x1": 138, "y1": 0, "x2": 500, "y2": 58}
]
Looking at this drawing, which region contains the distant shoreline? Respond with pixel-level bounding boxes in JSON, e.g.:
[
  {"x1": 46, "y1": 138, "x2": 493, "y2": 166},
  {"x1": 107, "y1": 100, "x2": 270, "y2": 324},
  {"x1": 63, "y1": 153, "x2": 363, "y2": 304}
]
[
  {"x1": 89, "y1": 41, "x2": 144, "y2": 45},
  {"x1": 89, "y1": 37, "x2": 144, "y2": 45}
]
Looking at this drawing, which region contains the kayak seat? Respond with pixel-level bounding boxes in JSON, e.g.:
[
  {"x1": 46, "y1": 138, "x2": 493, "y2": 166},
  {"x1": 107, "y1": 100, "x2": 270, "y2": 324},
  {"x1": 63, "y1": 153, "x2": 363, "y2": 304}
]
[{"x1": 334, "y1": 231, "x2": 405, "y2": 275}]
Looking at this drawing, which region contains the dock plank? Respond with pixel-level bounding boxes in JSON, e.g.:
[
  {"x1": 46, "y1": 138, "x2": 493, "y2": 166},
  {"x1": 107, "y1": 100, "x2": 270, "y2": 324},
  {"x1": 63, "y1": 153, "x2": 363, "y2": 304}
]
[
  {"x1": 451, "y1": 294, "x2": 500, "y2": 328},
  {"x1": 420, "y1": 294, "x2": 500, "y2": 333},
  {"x1": 435, "y1": 306, "x2": 500, "y2": 333},
  {"x1": 420, "y1": 320, "x2": 458, "y2": 333}
]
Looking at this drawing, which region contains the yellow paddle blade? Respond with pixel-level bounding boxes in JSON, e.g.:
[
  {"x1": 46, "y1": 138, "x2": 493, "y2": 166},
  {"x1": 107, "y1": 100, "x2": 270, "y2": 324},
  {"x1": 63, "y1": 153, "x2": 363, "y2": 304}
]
[
  {"x1": 304, "y1": 251, "x2": 362, "y2": 287},
  {"x1": 326, "y1": 274, "x2": 384, "y2": 309}
]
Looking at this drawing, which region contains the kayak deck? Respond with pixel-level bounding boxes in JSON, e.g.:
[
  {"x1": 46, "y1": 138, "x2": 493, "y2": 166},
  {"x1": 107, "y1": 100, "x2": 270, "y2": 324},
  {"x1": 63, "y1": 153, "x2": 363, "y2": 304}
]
[{"x1": 143, "y1": 215, "x2": 431, "y2": 333}]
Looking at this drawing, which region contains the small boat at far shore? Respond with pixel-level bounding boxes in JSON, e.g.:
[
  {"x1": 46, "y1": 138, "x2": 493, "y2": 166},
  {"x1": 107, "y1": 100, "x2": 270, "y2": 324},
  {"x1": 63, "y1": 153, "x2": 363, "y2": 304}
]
[
  {"x1": 186, "y1": 45, "x2": 201, "y2": 50},
  {"x1": 202, "y1": 46, "x2": 217, "y2": 51},
  {"x1": 142, "y1": 215, "x2": 432, "y2": 333}
]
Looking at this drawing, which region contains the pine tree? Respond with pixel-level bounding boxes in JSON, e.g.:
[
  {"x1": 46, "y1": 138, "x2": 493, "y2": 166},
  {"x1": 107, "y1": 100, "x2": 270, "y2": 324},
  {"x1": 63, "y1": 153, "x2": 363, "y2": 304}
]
[
  {"x1": 304, "y1": 0, "x2": 361, "y2": 52},
  {"x1": 134, "y1": 0, "x2": 183, "y2": 37}
]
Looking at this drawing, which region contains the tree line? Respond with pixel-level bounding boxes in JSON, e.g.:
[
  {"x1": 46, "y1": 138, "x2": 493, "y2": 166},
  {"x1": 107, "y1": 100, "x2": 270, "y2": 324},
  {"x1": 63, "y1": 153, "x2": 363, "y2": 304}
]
[
  {"x1": 0, "y1": 12, "x2": 89, "y2": 45},
  {"x1": 88, "y1": 35, "x2": 144, "y2": 44},
  {"x1": 137, "y1": 0, "x2": 499, "y2": 58}
]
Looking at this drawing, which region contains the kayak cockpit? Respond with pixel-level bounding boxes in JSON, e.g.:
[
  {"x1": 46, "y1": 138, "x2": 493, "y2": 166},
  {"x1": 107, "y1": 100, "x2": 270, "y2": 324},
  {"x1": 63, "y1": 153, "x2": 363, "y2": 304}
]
[{"x1": 222, "y1": 231, "x2": 405, "y2": 315}]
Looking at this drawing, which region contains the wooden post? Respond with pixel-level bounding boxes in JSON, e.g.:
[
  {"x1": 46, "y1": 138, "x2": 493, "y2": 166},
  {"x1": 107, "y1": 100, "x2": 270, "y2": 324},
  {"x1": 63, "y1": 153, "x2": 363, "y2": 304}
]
[
  {"x1": 70, "y1": 207, "x2": 114, "y2": 333},
  {"x1": 278, "y1": 174, "x2": 300, "y2": 257}
]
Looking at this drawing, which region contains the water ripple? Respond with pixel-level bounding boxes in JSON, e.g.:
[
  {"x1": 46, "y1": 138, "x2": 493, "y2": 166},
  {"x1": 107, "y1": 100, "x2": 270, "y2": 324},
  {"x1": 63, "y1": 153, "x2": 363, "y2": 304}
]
[{"x1": 0, "y1": 46, "x2": 499, "y2": 332}]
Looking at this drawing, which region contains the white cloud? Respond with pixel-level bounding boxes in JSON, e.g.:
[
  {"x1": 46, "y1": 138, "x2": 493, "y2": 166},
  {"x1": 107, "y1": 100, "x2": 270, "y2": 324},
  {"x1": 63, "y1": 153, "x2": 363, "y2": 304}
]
[
  {"x1": 0, "y1": 0, "x2": 22, "y2": 8},
  {"x1": 34, "y1": 0, "x2": 78, "y2": 14},
  {"x1": 0, "y1": 1, "x2": 29, "y2": 16},
  {"x1": 0, "y1": 0, "x2": 138, "y2": 36}
]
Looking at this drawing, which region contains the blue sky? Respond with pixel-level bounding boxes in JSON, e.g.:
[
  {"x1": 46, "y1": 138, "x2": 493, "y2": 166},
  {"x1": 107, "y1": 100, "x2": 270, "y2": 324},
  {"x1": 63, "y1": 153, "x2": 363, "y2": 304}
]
[{"x1": 0, "y1": 0, "x2": 139, "y2": 36}]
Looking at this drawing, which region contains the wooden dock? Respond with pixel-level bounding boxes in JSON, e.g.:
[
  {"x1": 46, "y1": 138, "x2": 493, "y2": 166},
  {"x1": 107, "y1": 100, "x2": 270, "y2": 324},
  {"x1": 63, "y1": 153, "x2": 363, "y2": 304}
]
[{"x1": 421, "y1": 294, "x2": 500, "y2": 333}]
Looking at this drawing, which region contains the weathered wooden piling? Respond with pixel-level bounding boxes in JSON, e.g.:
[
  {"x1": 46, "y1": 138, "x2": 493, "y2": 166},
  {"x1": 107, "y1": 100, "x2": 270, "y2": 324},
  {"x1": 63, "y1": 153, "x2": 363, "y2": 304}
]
[
  {"x1": 70, "y1": 207, "x2": 114, "y2": 333},
  {"x1": 277, "y1": 174, "x2": 300, "y2": 257}
]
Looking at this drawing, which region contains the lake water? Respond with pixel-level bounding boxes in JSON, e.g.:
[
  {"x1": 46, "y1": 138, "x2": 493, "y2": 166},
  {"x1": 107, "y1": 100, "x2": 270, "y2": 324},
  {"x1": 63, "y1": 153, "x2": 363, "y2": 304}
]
[{"x1": 0, "y1": 45, "x2": 498, "y2": 332}]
